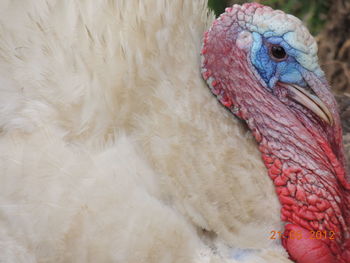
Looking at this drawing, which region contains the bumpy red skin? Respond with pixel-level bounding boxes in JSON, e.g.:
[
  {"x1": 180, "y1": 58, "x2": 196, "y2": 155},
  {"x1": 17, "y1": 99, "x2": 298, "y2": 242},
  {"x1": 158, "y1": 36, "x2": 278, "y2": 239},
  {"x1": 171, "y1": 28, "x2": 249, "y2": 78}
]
[{"x1": 202, "y1": 3, "x2": 350, "y2": 263}]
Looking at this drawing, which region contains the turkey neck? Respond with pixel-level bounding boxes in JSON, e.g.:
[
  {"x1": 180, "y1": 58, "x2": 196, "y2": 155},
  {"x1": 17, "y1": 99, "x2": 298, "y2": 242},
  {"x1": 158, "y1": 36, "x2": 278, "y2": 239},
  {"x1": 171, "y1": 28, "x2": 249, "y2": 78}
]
[
  {"x1": 236, "y1": 72, "x2": 350, "y2": 262},
  {"x1": 201, "y1": 19, "x2": 350, "y2": 263},
  {"x1": 213, "y1": 49, "x2": 350, "y2": 239}
]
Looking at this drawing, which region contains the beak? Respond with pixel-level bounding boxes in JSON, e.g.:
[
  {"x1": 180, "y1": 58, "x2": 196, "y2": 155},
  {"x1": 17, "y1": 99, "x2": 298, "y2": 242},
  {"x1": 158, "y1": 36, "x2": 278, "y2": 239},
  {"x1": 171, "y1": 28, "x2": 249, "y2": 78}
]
[{"x1": 281, "y1": 83, "x2": 334, "y2": 126}]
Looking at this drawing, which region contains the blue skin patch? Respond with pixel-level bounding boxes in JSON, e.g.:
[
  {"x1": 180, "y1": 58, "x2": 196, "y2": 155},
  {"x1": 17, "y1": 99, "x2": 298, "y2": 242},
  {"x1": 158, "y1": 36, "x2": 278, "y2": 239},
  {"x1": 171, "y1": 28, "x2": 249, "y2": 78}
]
[{"x1": 250, "y1": 32, "x2": 308, "y2": 89}]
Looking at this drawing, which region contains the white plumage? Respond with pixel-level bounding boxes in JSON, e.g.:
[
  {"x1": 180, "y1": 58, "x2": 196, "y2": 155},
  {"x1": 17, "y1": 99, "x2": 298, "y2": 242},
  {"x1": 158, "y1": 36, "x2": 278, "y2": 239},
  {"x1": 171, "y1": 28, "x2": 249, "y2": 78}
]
[{"x1": 0, "y1": 0, "x2": 292, "y2": 262}]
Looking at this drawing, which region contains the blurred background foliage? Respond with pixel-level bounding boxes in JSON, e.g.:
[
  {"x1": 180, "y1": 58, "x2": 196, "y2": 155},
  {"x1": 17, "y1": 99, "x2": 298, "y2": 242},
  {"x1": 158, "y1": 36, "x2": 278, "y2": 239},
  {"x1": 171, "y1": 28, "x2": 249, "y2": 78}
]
[{"x1": 208, "y1": 0, "x2": 330, "y2": 35}]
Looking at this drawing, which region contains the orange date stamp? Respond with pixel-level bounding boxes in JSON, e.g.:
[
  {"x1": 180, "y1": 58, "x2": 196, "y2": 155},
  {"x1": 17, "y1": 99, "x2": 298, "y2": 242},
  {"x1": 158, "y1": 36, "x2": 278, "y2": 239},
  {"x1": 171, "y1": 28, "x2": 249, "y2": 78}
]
[{"x1": 270, "y1": 230, "x2": 336, "y2": 240}]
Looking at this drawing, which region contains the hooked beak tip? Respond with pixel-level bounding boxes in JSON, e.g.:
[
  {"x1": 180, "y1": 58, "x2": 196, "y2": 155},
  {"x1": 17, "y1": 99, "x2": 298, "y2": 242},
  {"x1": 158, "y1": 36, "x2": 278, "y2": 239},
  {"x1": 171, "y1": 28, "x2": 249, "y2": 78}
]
[{"x1": 281, "y1": 83, "x2": 334, "y2": 126}]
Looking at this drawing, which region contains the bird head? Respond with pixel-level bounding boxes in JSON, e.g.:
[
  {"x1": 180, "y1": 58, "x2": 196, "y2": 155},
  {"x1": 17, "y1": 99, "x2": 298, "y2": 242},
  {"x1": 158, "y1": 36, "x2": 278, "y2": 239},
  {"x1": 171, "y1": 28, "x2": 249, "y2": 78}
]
[{"x1": 201, "y1": 3, "x2": 350, "y2": 262}]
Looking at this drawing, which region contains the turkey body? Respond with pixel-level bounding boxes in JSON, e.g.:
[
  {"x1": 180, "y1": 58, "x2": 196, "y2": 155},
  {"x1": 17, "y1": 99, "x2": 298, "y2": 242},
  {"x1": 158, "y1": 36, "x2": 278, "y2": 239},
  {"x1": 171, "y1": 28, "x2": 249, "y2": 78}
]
[{"x1": 0, "y1": 1, "x2": 305, "y2": 262}]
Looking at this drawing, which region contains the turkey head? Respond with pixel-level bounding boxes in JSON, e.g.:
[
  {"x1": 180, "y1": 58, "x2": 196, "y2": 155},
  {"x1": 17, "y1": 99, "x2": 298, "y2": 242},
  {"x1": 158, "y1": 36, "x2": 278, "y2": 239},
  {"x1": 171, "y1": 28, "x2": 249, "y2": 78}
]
[{"x1": 201, "y1": 3, "x2": 350, "y2": 263}]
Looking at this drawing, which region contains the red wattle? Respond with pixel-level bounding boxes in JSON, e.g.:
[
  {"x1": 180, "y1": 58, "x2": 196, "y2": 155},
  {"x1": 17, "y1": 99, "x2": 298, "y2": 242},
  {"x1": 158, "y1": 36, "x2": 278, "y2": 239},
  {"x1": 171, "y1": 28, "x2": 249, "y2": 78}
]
[{"x1": 282, "y1": 224, "x2": 338, "y2": 263}]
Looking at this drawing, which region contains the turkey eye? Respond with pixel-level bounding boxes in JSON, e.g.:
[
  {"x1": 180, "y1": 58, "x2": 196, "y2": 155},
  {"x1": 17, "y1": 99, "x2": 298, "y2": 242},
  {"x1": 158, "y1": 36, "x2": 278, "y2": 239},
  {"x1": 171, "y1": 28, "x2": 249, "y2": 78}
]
[{"x1": 270, "y1": 45, "x2": 287, "y2": 60}]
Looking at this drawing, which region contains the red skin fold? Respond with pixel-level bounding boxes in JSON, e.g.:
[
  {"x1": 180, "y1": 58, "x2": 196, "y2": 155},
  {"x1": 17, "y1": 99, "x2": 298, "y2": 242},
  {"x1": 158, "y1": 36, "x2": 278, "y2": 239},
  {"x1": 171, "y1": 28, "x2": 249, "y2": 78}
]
[
  {"x1": 201, "y1": 3, "x2": 350, "y2": 263},
  {"x1": 283, "y1": 224, "x2": 337, "y2": 263}
]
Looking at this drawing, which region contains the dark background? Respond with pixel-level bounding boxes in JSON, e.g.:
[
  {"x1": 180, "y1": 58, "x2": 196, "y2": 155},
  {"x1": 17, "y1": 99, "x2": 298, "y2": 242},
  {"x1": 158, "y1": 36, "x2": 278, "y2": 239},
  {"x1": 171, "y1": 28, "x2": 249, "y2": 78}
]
[
  {"x1": 208, "y1": 0, "x2": 350, "y2": 165},
  {"x1": 208, "y1": 0, "x2": 329, "y2": 34}
]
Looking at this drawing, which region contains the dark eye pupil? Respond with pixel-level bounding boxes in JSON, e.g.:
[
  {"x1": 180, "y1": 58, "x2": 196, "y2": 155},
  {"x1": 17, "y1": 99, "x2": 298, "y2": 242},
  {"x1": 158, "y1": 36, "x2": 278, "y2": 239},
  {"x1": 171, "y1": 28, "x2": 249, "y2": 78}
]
[{"x1": 271, "y1": 45, "x2": 286, "y2": 60}]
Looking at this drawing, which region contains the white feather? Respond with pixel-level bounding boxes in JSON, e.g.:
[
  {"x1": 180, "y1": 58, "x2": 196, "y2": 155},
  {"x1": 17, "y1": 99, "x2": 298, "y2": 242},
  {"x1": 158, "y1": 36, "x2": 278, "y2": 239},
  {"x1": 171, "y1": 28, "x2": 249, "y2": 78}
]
[{"x1": 0, "y1": 0, "x2": 291, "y2": 262}]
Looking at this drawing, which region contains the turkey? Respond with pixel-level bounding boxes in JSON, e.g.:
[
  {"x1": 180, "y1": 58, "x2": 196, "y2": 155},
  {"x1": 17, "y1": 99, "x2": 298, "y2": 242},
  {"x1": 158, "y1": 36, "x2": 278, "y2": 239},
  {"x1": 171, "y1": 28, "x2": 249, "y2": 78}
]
[
  {"x1": 0, "y1": 1, "x2": 348, "y2": 263},
  {"x1": 201, "y1": 3, "x2": 350, "y2": 262}
]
